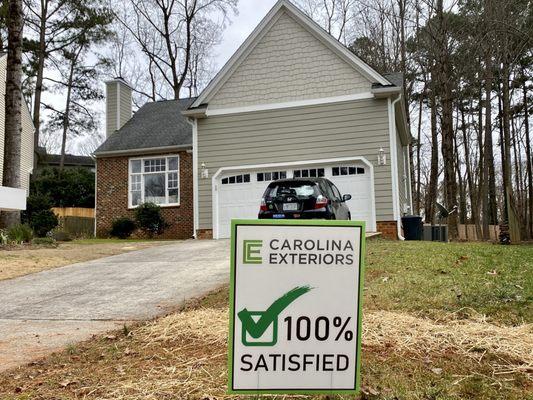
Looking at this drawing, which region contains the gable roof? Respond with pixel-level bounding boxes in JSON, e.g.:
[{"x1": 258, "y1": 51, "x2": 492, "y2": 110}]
[
  {"x1": 94, "y1": 98, "x2": 195, "y2": 157},
  {"x1": 190, "y1": 0, "x2": 391, "y2": 109}
]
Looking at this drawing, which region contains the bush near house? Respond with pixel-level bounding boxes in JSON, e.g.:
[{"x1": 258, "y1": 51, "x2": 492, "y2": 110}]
[
  {"x1": 6, "y1": 224, "x2": 33, "y2": 244},
  {"x1": 110, "y1": 217, "x2": 137, "y2": 239},
  {"x1": 22, "y1": 193, "x2": 59, "y2": 237},
  {"x1": 31, "y1": 167, "x2": 95, "y2": 208},
  {"x1": 134, "y1": 203, "x2": 167, "y2": 237}
]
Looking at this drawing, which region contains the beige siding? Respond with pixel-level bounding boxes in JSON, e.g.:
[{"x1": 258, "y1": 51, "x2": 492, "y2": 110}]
[
  {"x1": 209, "y1": 11, "x2": 372, "y2": 109},
  {"x1": 197, "y1": 99, "x2": 394, "y2": 229},
  {"x1": 20, "y1": 98, "x2": 35, "y2": 191},
  {"x1": 106, "y1": 83, "x2": 118, "y2": 137},
  {"x1": 119, "y1": 85, "x2": 132, "y2": 130},
  {"x1": 0, "y1": 55, "x2": 34, "y2": 192}
]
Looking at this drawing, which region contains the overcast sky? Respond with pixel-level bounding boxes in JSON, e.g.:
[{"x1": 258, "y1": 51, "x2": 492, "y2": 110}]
[
  {"x1": 215, "y1": 0, "x2": 277, "y2": 67},
  {"x1": 63, "y1": 0, "x2": 279, "y2": 154}
]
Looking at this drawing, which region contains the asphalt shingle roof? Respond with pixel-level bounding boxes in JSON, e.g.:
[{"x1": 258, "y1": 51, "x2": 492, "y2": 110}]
[{"x1": 95, "y1": 98, "x2": 195, "y2": 155}]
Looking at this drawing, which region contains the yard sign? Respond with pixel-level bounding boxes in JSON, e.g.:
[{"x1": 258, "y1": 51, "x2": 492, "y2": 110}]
[{"x1": 228, "y1": 219, "x2": 365, "y2": 395}]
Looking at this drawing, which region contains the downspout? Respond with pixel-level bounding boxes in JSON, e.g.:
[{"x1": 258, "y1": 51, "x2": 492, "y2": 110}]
[
  {"x1": 186, "y1": 117, "x2": 199, "y2": 239},
  {"x1": 389, "y1": 94, "x2": 405, "y2": 240}
]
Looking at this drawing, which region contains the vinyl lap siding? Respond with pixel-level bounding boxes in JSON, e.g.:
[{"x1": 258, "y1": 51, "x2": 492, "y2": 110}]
[
  {"x1": 0, "y1": 55, "x2": 34, "y2": 192},
  {"x1": 119, "y1": 85, "x2": 132, "y2": 130},
  {"x1": 106, "y1": 84, "x2": 118, "y2": 137},
  {"x1": 209, "y1": 11, "x2": 371, "y2": 109},
  {"x1": 197, "y1": 99, "x2": 394, "y2": 229},
  {"x1": 396, "y1": 127, "x2": 407, "y2": 213}
]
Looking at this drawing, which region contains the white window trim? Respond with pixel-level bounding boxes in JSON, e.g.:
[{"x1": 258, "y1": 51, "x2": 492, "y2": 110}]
[{"x1": 128, "y1": 154, "x2": 181, "y2": 209}]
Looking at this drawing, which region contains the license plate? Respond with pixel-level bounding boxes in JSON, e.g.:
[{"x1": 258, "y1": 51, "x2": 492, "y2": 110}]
[
  {"x1": 273, "y1": 214, "x2": 285, "y2": 219},
  {"x1": 283, "y1": 203, "x2": 298, "y2": 211}
]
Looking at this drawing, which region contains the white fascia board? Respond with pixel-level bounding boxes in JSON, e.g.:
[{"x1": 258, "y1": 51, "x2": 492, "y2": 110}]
[
  {"x1": 0, "y1": 186, "x2": 27, "y2": 211},
  {"x1": 191, "y1": 0, "x2": 389, "y2": 109},
  {"x1": 206, "y1": 92, "x2": 374, "y2": 116}
]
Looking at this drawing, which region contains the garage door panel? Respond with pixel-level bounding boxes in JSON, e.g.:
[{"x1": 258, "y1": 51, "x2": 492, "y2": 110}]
[{"x1": 216, "y1": 162, "x2": 375, "y2": 238}]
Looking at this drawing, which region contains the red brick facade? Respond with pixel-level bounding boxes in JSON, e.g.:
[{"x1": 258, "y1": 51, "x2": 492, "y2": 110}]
[
  {"x1": 377, "y1": 220, "x2": 399, "y2": 240},
  {"x1": 96, "y1": 151, "x2": 194, "y2": 239}
]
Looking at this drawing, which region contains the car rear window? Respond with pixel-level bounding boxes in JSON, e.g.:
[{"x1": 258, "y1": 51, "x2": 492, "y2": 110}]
[{"x1": 265, "y1": 182, "x2": 318, "y2": 199}]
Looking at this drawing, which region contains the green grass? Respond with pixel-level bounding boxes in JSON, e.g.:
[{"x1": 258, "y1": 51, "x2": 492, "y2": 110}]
[{"x1": 364, "y1": 240, "x2": 532, "y2": 325}]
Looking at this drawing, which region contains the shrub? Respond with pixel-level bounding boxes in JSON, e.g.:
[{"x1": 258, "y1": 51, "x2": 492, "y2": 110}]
[
  {"x1": 22, "y1": 193, "x2": 59, "y2": 237},
  {"x1": 7, "y1": 224, "x2": 33, "y2": 244},
  {"x1": 134, "y1": 203, "x2": 166, "y2": 237},
  {"x1": 52, "y1": 231, "x2": 72, "y2": 242},
  {"x1": 32, "y1": 237, "x2": 57, "y2": 247},
  {"x1": 110, "y1": 217, "x2": 137, "y2": 239},
  {"x1": 0, "y1": 229, "x2": 8, "y2": 245},
  {"x1": 31, "y1": 167, "x2": 95, "y2": 208}
]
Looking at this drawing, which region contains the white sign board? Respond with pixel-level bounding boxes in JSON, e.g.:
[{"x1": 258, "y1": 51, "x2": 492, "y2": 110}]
[{"x1": 228, "y1": 219, "x2": 365, "y2": 395}]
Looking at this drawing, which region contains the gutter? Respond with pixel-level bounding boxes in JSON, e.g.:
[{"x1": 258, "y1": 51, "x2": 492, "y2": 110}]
[
  {"x1": 93, "y1": 144, "x2": 192, "y2": 158},
  {"x1": 390, "y1": 94, "x2": 405, "y2": 241}
]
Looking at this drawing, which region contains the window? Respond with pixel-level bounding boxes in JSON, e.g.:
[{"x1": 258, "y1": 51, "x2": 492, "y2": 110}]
[
  {"x1": 257, "y1": 171, "x2": 287, "y2": 182},
  {"x1": 332, "y1": 166, "x2": 365, "y2": 176},
  {"x1": 293, "y1": 168, "x2": 324, "y2": 178},
  {"x1": 221, "y1": 174, "x2": 251, "y2": 185},
  {"x1": 129, "y1": 155, "x2": 180, "y2": 207}
]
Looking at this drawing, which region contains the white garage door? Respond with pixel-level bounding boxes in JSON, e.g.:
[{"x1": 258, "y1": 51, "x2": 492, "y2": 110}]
[{"x1": 215, "y1": 161, "x2": 374, "y2": 238}]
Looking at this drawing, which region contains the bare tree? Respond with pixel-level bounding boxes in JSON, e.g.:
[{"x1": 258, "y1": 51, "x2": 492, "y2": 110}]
[
  {"x1": 112, "y1": 0, "x2": 237, "y2": 101},
  {"x1": 1, "y1": 0, "x2": 24, "y2": 227}
]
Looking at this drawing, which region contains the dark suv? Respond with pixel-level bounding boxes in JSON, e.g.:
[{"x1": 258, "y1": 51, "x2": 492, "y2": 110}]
[{"x1": 258, "y1": 178, "x2": 352, "y2": 220}]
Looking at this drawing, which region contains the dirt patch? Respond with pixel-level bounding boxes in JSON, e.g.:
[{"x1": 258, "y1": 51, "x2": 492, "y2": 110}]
[
  {"x1": 0, "y1": 241, "x2": 176, "y2": 281},
  {"x1": 0, "y1": 301, "x2": 530, "y2": 399}
]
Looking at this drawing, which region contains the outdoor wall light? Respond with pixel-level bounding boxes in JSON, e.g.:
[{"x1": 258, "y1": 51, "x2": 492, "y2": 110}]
[
  {"x1": 201, "y1": 162, "x2": 209, "y2": 179},
  {"x1": 378, "y1": 148, "x2": 387, "y2": 166}
]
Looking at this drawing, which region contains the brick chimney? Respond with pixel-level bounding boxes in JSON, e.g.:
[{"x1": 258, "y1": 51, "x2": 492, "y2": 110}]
[{"x1": 105, "y1": 77, "x2": 132, "y2": 137}]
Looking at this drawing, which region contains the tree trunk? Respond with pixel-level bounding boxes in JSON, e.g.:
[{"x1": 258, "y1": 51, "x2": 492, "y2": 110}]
[
  {"x1": 460, "y1": 105, "x2": 477, "y2": 229},
  {"x1": 482, "y1": 50, "x2": 497, "y2": 239},
  {"x1": 523, "y1": 77, "x2": 533, "y2": 239},
  {"x1": 425, "y1": 88, "x2": 439, "y2": 224},
  {"x1": 0, "y1": 0, "x2": 24, "y2": 228},
  {"x1": 59, "y1": 54, "x2": 77, "y2": 170},
  {"x1": 416, "y1": 91, "x2": 423, "y2": 215},
  {"x1": 31, "y1": 0, "x2": 48, "y2": 153},
  {"x1": 436, "y1": 0, "x2": 458, "y2": 239},
  {"x1": 501, "y1": 53, "x2": 513, "y2": 242}
]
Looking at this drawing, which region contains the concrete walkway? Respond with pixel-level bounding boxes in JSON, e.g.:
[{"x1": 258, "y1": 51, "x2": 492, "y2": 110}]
[{"x1": 0, "y1": 240, "x2": 230, "y2": 372}]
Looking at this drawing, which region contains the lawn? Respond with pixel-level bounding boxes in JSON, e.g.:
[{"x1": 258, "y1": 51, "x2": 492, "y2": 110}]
[
  {"x1": 0, "y1": 239, "x2": 179, "y2": 281},
  {"x1": 0, "y1": 240, "x2": 531, "y2": 399}
]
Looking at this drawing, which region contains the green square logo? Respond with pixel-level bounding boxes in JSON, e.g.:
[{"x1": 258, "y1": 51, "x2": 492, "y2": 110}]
[
  {"x1": 241, "y1": 311, "x2": 278, "y2": 346},
  {"x1": 243, "y1": 240, "x2": 262, "y2": 264}
]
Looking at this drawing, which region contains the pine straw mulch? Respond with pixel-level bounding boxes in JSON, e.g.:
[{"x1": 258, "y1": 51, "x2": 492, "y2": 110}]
[{"x1": 0, "y1": 303, "x2": 530, "y2": 400}]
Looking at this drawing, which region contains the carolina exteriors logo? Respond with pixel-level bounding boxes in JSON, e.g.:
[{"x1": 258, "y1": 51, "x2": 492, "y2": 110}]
[{"x1": 243, "y1": 238, "x2": 356, "y2": 266}]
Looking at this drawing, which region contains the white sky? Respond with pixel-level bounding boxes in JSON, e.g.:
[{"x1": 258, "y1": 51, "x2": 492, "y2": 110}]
[
  {"x1": 215, "y1": 0, "x2": 277, "y2": 66},
  {"x1": 63, "y1": 0, "x2": 278, "y2": 155}
]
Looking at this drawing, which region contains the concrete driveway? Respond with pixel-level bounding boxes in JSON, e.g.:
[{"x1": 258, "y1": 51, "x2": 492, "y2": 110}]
[{"x1": 0, "y1": 239, "x2": 230, "y2": 372}]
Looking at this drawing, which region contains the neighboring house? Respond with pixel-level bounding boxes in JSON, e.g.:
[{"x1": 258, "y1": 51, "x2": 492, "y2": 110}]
[
  {"x1": 94, "y1": 78, "x2": 194, "y2": 239},
  {"x1": 94, "y1": 0, "x2": 412, "y2": 240},
  {"x1": 35, "y1": 147, "x2": 95, "y2": 173},
  {"x1": 0, "y1": 52, "x2": 35, "y2": 212}
]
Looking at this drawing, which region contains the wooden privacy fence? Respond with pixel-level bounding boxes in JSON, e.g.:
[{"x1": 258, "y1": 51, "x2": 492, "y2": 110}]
[
  {"x1": 52, "y1": 208, "x2": 95, "y2": 238},
  {"x1": 458, "y1": 224, "x2": 500, "y2": 241},
  {"x1": 52, "y1": 207, "x2": 95, "y2": 218}
]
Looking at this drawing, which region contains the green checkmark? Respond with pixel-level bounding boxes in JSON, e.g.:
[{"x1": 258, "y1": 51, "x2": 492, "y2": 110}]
[{"x1": 237, "y1": 285, "x2": 312, "y2": 346}]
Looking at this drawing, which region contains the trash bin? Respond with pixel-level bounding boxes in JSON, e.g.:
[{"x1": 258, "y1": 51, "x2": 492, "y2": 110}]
[{"x1": 401, "y1": 215, "x2": 423, "y2": 240}]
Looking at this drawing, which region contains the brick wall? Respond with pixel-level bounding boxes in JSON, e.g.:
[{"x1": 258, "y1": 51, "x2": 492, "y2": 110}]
[
  {"x1": 377, "y1": 220, "x2": 399, "y2": 240},
  {"x1": 96, "y1": 151, "x2": 194, "y2": 239}
]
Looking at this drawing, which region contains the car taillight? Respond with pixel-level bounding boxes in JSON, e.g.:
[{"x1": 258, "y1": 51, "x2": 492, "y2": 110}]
[
  {"x1": 314, "y1": 195, "x2": 328, "y2": 209},
  {"x1": 260, "y1": 198, "x2": 268, "y2": 211}
]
